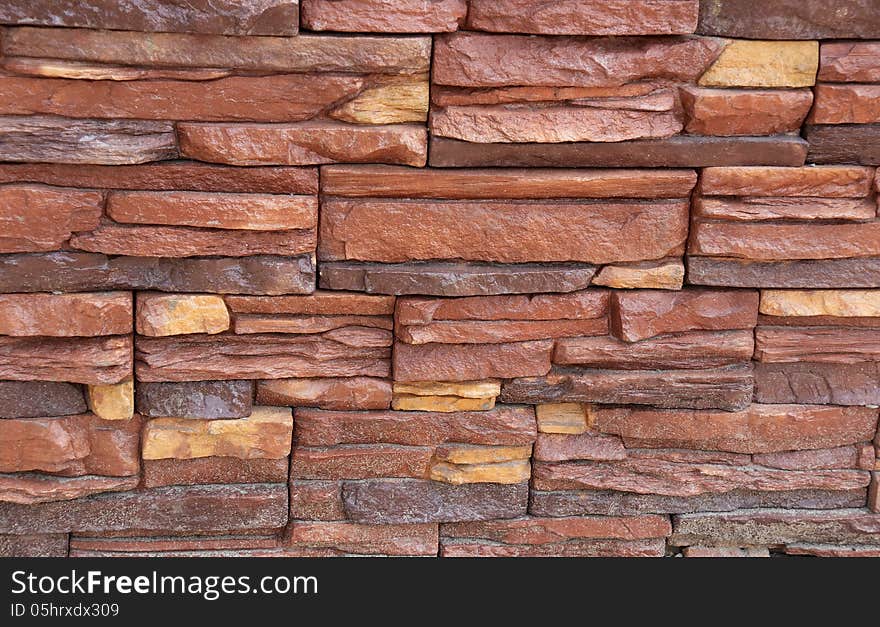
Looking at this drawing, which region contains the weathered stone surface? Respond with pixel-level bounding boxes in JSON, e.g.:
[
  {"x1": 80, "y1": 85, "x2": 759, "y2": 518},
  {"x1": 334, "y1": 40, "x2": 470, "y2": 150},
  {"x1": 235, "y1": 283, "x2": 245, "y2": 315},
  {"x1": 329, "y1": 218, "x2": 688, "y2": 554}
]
[
  {"x1": 433, "y1": 444, "x2": 531, "y2": 465},
  {"x1": 233, "y1": 314, "x2": 391, "y2": 335},
  {"x1": 0, "y1": 252, "x2": 316, "y2": 295},
  {"x1": 2, "y1": 57, "x2": 234, "y2": 81},
  {"x1": 593, "y1": 260, "x2": 685, "y2": 290},
  {"x1": 810, "y1": 85, "x2": 880, "y2": 125},
  {"x1": 429, "y1": 135, "x2": 808, "y2": 168},
  {"x1": 698, "y1": 40, "x2": 818, "y2": 88},
  {"x1": 430, "y1": 103, "x2": 682, "y2": 143},
  {"x1": 70, "y1": 223, "x2": 315, "y2": 258},
  {"x1": 700, "y1": 165, "x2": 874, "y2": 197},
  {"x1": 342, "y1": 479, "x2": 528, "y2": 524},
  {"x1": 0, "y1": 162, "x2": 318, "y2": 194},
  {"x1": 257, "y1": 378, "x2": 391, "y2": 410},
  {"x1": 398, "y1": 319, "x2": 607, "y2": 345},
  {"x1": 440, "y1": 537, "x2": 666, "y2": 557},
  {"x1": 785, "y1": 543, "x2": 880, "y2": 557},
  {"x1": 320, "y1": 199, "x2": 688, "y2": 264},
  {"x1": 680, "y1": 87, "x2": 812, "y2": 135},
  {"x1": 319, "y1": 261, "x2": 598, "y2": 296},
  {"x1": 0, "y1": 74, "x2": 364, "y2": 123},
  {"x1": 684, "y1": 546, "x2": 769, "y2": 557},
  {"x1": 536, "y1": 404, "x2": 589, "y2": 435},
  {"x1": 0, "y1": 293, "x2": 131, "y2": 337},
  {"x1": 433, "y1": 33, "x2": 724, "y2": 87},
  {"x1": 694, "y1": 197, "x2": 877, "y2": 221},
  {"x1": 0, "y1": 185, "x2": 103, "y2": 253},
  {"x1": 393, "y1": 381, "x2": 500, "y2": 399},
  {"x1": 337, "y1": 76, "x2": 431, "y2": 125},
  {"x1": 429, "y1": 459, "x2": 531, "y2": 485},
  {"x1": 393, "y1": 340, "x2": 552, "y2": 382},
  {"x1": 302, "y1": 0, "x2": 465, "y2": 32},
  {"x1": 593, "y1": 405, "x2": 878, "y2": 453},
  {"x1": 0, "y1": 335, "x2": 131, "y2": 385},
  {"x1": 533, "y1": 459, "x2": 868, "y2": 496},
  {"x1": 534, "y1": 432, "x2": 626, "y2": 462},
  {"x1": 392, "y1": 395, "x2": 495, "y2": 412},
  {"x1": 753, "y1": 446, "x2": 873, "y2": 471},
  {"x1": 0, "y1": 484, "x2": 288, "y2": 534},
  {"x1": 531, "y1": 488, "x2": 866, "y2": 516},
  {"x1": 290, "y1": 480, "x2": 344, "y2": 521},
  {"x1": 501, "y1": 365, "x2": 754, "y2": 411},
  {"x1": 0, "y1": 117, "x2": 176, "y2": 165},
  {"x1": 671, "y1": 509, "x2": 880, "y2": 547},
  {"x1": 755, "y1": 362, "x2": 880, "y2": 406},
  {"x1": 108, "y1": 191, "x2": 317, "y2": 232},
  {"x1": 322, "y1": 165, "x2": 699, "y2": 199},
  {"x1": 136, "y1": 380, "x2": 254, "y2": 419},
  {"x1": 430, "y1": 82, "x2": 679, "y2": 107},
  {"x1": 870, "y1": 474, "x2": 879, "y2": 513},
  {"x1": 0, "y1": 474, "x2": 138, "y2": 504},
  {"x1": 295, "y1": 406, "x2": 536, "y2": 447},
  {"x1": 611, "y1": 289, "x2": 758, "y2": 342},
  {"x1": 760, "y1": 290, "x2": 880, "y2": 318},
  {"x1": 0, "y1": 1, "x2": 299, "y2": 36},
  {"x1": 291, "y1": 445, "x2": 432, "y2": 480},
  {"x1": 0, "y1": 533, "x2": 68, "y2": 557},
  {"x1": 805, "y1": 124, "x2": 880, "y2": 165},
  {"x1": 756, "y1": 327, "x2": 880, "y2": 363},
  {"x1": 68, "y1": 535, "x2": 278, "y2": 556},
  {"x1": 554, "y1": 330, "x2": 754, "y2": 369},
  {"x1": 143, "y1": 457, "x2": 288, "y2": 488},
  {"x1": 2, "y1": 28, "x2": 431, "y2": 74},
  {"x1": 696, "y1": 0, "x2": 880, "y2": 39},
  {"x1": 687, "y1": 257, "x2": 880, "y2": 289},
  {"x1": 136, "y1": 333, "x2": 389, "y2": 382},
  {"x1": 142, "y1": 407, "x2": 292, "y2": 461},
  {"x1": 0, "y1": 381, "x2": 86, "y2": 419},
  {"x1": 0, "y1": 412, "x2": 140, "y2": 475},
  {"x1": 86, "y1": 378, "x2": 134, "y2": 421},
  {"x1": 466, "y1": 0, "x2": 697, "y2": 35},
  {"x1": 819, "y1": 42, "x2": 880, "y2": 82},
  {"x1": 227, "y1": 292, "x2": 394, "y2": 316},
  {"x1": 177, "y1": 122, "x2": 427, "y2": 167},
  {"x1": 136, "y1": 293, "x2": 230, "y2": 337},
  {"x1": 284, "y1": 521, "x2": 437, "y2": 556}
]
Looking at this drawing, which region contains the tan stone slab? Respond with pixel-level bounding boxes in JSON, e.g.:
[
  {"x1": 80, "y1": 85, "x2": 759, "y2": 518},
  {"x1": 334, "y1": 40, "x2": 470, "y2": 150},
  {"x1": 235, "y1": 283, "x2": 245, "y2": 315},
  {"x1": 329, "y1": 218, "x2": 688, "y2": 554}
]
[
  {"x1": 699, "y1": 40, "x2": 819, "y2": 88},
  {"x1": 536, "y1": 403, "x2": 589, "y2": 435},
  {"x1": 592, "y1": 260, "x2": 684, "y2": 290},
  {"x1": 429, "y1": 459, "x2": 531, "y2": 485},
  {"x1": 760, "y1": 290, "x2": 880, "y2": 318},
  {"x1": 86, "y1": 377, "x2": 134, "y2": 421},
  {"x1": 392, "y1": 381, "x2": 501, "y2": 399},
  {"x1": 136, "y1": 293, "x2": 230, "y2": 337},
  {"x1": 391, "y1": 395, "x2": 495, "y2": 412}
]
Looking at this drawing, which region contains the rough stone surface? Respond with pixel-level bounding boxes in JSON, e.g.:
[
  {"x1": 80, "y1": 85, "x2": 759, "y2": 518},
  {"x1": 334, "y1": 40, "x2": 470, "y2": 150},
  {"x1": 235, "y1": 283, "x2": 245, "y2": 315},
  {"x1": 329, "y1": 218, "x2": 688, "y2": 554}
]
[
  {"x1": 429, "y1": 459, "x2": 531, "y2": 485},
  {"x1": 534, "y1": 432, "x2": 627, "y2": 462},
  {"x1": 698, "y1": 40, "x2": 819, "y2": 88},
  {"x1": 810, "y1": 85, "x2": 880, "y2": 125},
  {"x1": 0, "y1": 335, "x2": 132, "y2": 385},
  {"x1": 291, "y1": 445, "x2": 432, "y2": 480},
  {"x1": 86, "y1": 378, "x2": 134, "y2": 421},
  {"x1": 143, "y1": 457, "x2": 288, "y2": 488},
  {"x1": 0, "y1": 474, "x2": 139, "y2": 504},
  {"x1": 536, "y1": 404, "x2": 589, "y2": 435},
  {"x1": 393, "y1": 340, "x2": 553, "y2": 382},
  {"x1": 592, "y1": 261, "x2": 685, "y2": 290},
  {"x1": 755, "y1": 362, "x2": 880, "y2": 406},
  {"x1": 699, "y1": 166, "x2": 874, "y2": 197},
  {"x1": 257, "y1": 378, "x2": 391, "y2": 410},
  {"x1": 0, "y1": 185, "x2": 103, "y2": 253},
  {"x1": 694, "y1": 197, "x2": 877, "y2": 221},
  {"x1": 136, "y1": 293, "x2": 230, "y2": 337},
  {"x1": 302, "y1": 0, "x2": 466, "y2": 32},
  {"x1": 285, "y1": 521, "x2": 439, "y2": 556},
  {"x1": 0, "y1": 381, "x2": 86, "y2": 419},
  {"x1": 804, "y1": 125, "x2": 880, "y2": 166},
  {"x1": 760, "y1": 290, "x2": 880, "y2": 318},
  {"x1": 136, "y1": 380, "x2": 254, "y2": 419},
  {"x1": 0, "y1": 533, "x2": 68, "y2": 557},
  {"x1": 290, "y1": 480, "x2": 345, "y2": 521},
  {"x1": 0, "y1": 293, "x2": 131, "y2": 337},
  {"x1": 687, "y1": 257, "x2": 880, "y2": 289},
  {"x1": 755, "y1": 327, "x2": 880, "y2": 363},
  {"x1": 819, "y1": 42, "x2": 880, "y2": 82},
  {"x1": 680, "y1": 87, "x2": 812, "y2": 135}
]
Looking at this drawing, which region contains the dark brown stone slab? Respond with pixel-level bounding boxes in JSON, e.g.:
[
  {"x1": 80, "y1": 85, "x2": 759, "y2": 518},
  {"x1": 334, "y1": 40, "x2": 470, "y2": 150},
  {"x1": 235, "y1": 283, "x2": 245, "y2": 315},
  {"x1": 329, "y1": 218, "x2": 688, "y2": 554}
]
[
  {"x1": 143, "y1": 457, "x2": 288, "y2": 488},
  {"x1": 804, "y1": 125, "x2": 880, "y2": 166},
  {"x1": 0, "y1": 484, "x2": 288, "y2": 534},
  {"x1": 0, "y1": 252, "x2": 316, "y2": 295},
  {"x1": 428, "y1": 136, "x2": 808, "y2": 168},
  {"x1": 342, "y1": 479, "x2": 528, "y2": 524},
  {"x1": 0, "y1": 381, "x2": 85, "y2": 418},
  {"x1": 320, "y1": 261, "x2": 597, "y2": 296},
  {"x1": 136, "y1": 380, "x2": 254, "y2": 418},
  {"x1": 687, "y1": 257, "x2": 880, "y2": 288},
  {"x1": 0, "y1": 533, "x2": 68, "y2": 557}
]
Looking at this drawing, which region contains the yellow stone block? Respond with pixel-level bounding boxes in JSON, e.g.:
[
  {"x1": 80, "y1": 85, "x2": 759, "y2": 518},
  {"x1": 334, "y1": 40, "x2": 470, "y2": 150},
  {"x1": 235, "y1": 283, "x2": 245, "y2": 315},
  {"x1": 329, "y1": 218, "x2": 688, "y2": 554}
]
[
  {"x1": 136, "y1": 293, "x2": 230, "y2": 336},
  {"x1": 429, "y1": 460, "x2": 531, "y2": 485},
  {"x1": 331, "y1": 75, "x2": 429, "y2": 124},
  {"x1": 536, "y1": 403, "x2": 589, "y2": 434},
  {"x1": 392, "y1": 394, "x2": 495, "y2": 412},
  {"x1": 593, "y1": 261, "x2": 685, "y2": 290},
  {"x1": 393, "y1": 380, "x2": 501, "y2": 399},
  {"x1": 142, "y1": 406, "x2": 292, "y2": 461},
  {"x1": 433, "y1": 444, "x2": 532, "y2": 465},
  {"x1": 760, "y1": 290, "x2": 880, "y2": 318},
  {"x1": 699, "y1": 40, "x2": 819, "y2": 88},
  {"x1": 86, "y1": 377, "x2": 134, "y2": 421}
]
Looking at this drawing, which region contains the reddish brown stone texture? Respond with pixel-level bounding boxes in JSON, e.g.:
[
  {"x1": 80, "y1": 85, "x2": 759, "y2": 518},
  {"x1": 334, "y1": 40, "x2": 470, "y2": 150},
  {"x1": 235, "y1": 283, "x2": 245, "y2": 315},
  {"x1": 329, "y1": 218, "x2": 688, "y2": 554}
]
[
  {"x1": 683, "y1": 546, "x2": 769, "y2": 557},
  {"x1": 0, "y1": 335, "x2": 132, "y2": 385},
  {"x1": 466, "y1": 0, "x2": 698, "y2": 35},
  {"x1": 135, "y1": 333, "x2": 390, "y2": 382},
  {"x1": 805, "y1": 124, "x2": 880, "y2": 166},
  {"x1": 592, "y1": 404, "x2": 879, "y2": 454},
  {"x1": 0, "y1": 381, "x2": 86, "y2": 419},
  {"x1": 302, "y1": 0, "x2": 466, "y2": 32},
  {"x1": 755, "y1": 362, "x2": 880, "y2": 406},
  {"x1": 810, "y1": 84, "x2": 880, "y2": 125},
  {"x1": 433, "y1": 33, "x2": 725, "y2": 87},
  {"x1": 295, "y1": 406, "x2": 536, "y2": 447},
  {"x1": 753, "y1": 446, "x2": 874, "y2": 471},
  {"x1": 611, "y1": 289, "x2": 759, "y2": 342},
  {"x1": 393, "y1": 340, "x2": 553, "y2": 382},
  {"x1": 440, "y1": 537, "x2": 666, "y2": 557},
  {"x1": 319, "y1": 199, "x2": 688, "y2": 264},
  {"x1": 819, "y1": 42, "x2": 880, "y2": 83},
  {"x1": 398, "y1": 320, "x2": 608, "y2": 345},
  {"x1": 0, "y1": 533, "x2": 68, "y2": 557},
  {"x1": 142, "y1": 457, "x2": 288, "y2": 488},
  {"x1": 283, "y1": 521, "x2": 437, "y2": 556},
  {"x1": 0, "y1": 1, "x2": 299, "y2": 36},
  {"x1": 0, "y1": 185, "x2": 103, "y2": 253},
  {"x1": 226, "y1": 292, "x2": 394, "y2": 316},
  {"x1": 68, "y1": 535, "x2": 278, "y2": 557},
  {"x1": 870, "y1": 474, "x2": 879, "y2": 513},
  {"x1": 1, "y1": 474, "x2": 139, "y2": 505},
  {"x1": 0, "y1": 413, "x2": 140, "y2": 476},
  {"x1": 680, "y1": 87, "x2": 813, "y2": 136},
  {"x1": 443, "y1": 515, "x2": 671, "y2": 544},
  {"x1": 755, "y1": 327, "x2": 880, "y2": 363},
  {"x1": 534, "y1": 432, "x2": 626, "y2": 462},
  {"x1": 0, "y1": 293, "x2": 131, "y2": 337},
  {"x1": 257, "y1": 378, "x2": 392, "y2": 410},
  {"x1": 694, "y1": 197, "x2": 877, "y2": 221},
  {"x1": 699, "y1": 166, "x2": 874, "y2": 197},
  {"x1": 290, "y1": 480, "x2": 345, "y2": 520},
  {"x1": 397, "y1": 292, "x2": 609, "y2": 325},
  {"x1": 291, "y1": 445, "x2": 432, "y2": 480}
]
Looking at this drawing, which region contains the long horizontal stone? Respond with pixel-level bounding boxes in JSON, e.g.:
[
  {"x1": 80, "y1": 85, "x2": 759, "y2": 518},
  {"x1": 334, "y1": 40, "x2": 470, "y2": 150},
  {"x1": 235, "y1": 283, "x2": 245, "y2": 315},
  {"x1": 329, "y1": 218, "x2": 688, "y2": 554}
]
[
  {"x1": 592, "y1": 260, "x2": 685, "y2": 290},
  {"x1": 0, "y1": 533, "x2": 68, "y2": 557},
  {"x1": 0, "y1": 474, "x2": 138, "y2": 504},
  {"x1": 393, "y1": 340, "x2": 552, "y2": 382},
  {"x1": 0, "y1": 162, "x2": 318, "y2": 194},
  {"x1": 257, "y1": 377, "x2": 390, "y2": 411},
  {"x1": 0, "y1": 116, "x2": 176, "y2": 165},
  {"x1": 760, "y1": 290, "x2": 880, "y2": 318},
  {"x1": 226, "y1": 292, "x2": 394, "y2": 316},
  {"x1": 755, "y1": 327, "x2": 880, "y2": 363},
  {"x1": 592, "y1": 405, "x2": 878, "y2": 453},
  {"x1": 819, "y1": 42, "x2": 880, "y2": 82},
  {"x1": 0, "y1": 0, "x2": 299, "y2": 36},
  {"x1": 755, "y1": 362, "x2": 880, "y2": 406},
  {"x1": 433, "y1": 32, "x2": 724, "y2": 87},
  {"x1": 753, "y1": 445, "x2": 874, "y2": 471},
  {"x1": 699, "y1": 165, "x2": 874, "y2": 197},
  {"x1": 440, "y1": 537, "x2": 666, "y2": 557},
  {"x1": 694, "y1": 197, "x2": 877, "y2": 221},
  {"x1": 687, "y1": 257, "x2": 880, "y2": 288},
  {"x1": 0, "y1": 336, "x2": 131, "y2": 385},
  {"x1": 0, "y1": 185, "x2": 103, "y2": 253},
  {"x1": 319, "y1": 261, "x2": 597, "y2": 296},
  {"x1": 284, "y1": 521, "x2": 439, "y2": 556},
  {"x1": 291, "y1": 445, "x2": 432, "y2": 480},
  {"x1": 143, "y1": 457, "x2": 288, "y2": 488},
  {"x1": 0, "y1": 292, "x2": 131, "y2": 337},
  {"x1": 680, "y1": 87, "x2": 812, "y2": 136},
  {"x1": 399, "y1": 319, "x2": 607, "y2": 345},
  {"x1": 342, "y1": 479, "x2": 528, "y2": 523},
  {"x1": 397, "y1": 292, "x2": 608, "y2": 324},
  {"x1": 0, "y1": 381, "x2": 86, "y2": 419},
  {"x1": 500, "y1": 365, "x2": 754, "y2": 411},
  {"x1": 68, "y1": 535, "x2": 278, "y2": 557},
  {"x1": 442, "y1": 515, "x2": 671, "y2": 544},
  {"x1": 319, "y1": 199, "x2": 688, "y2": 264},
  {"x1": 321, "y1": 165, "x2": 698, "y2": 198},
  {"x1": 805, "y1": 125, "x2": 880, "y2": 166},
  {"x1": 135, "y1": 333, "x2": 387, "y2": 382},
  {"x1": 810, "y1": 84, "x2": 880, "y2": 125},
  {"x1": 0, "y1": 484, "x2": 289, "y2": 534},
  {"x1": 1, "y1": 27, "x2": 431, "y2": 73},
  {"x1": 233, "y1": 314, "x2": 391, "y2": 335},
  {"x1": 302, "y1": 0, "x2": 465, "y2": 32},
  {"x1": 294, "y1": 406, "x2": 536, "y2": 447},
  {"x1": 290, "y1": 480, "x2": 344, "y2": 521}
]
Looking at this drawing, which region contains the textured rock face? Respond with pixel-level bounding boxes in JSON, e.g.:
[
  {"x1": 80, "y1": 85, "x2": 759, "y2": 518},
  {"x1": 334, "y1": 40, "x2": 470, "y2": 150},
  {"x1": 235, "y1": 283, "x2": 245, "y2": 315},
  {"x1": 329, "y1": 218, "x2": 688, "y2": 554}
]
[
  {"x1": 680, "y1": 87, "x2": 813, "y2": 135},
  {"x1": 698, "y1": 40, "x2": 819, "y2": 88},
  {"x1": 805, "y1": 125, "x2": 880, "y2": 165},
  {"x1": 760, "y1": 290, "x2": 880, "y2": 318},
  {"x1": 302, "y1": 0, "x2": 466, "y2": 32},
  {"x1": 393, "y1": 340, "x2": 553, "y2": 382},
  {"x1": 136, "y1": 293, "x2": 230, "y2": 336},
  {"x1": 592, "y1": 261, "x2": 685, "y2": 290},
  {"x1": 811, "y1": 85, "x2": 880, "y2": 125},
  {"x1": 0, "y1": 381, "x2": 86, "y2": 419},
  {"x1": 0, "y1": 293, "x2": 131, "y2": 337},
  {"x1": 0, "y1": 533, "x2": 68, "y2": 557},
  {"x1": 755, "y1": 362, "x2": 880, "y2": 405},
  {"x1": 0, "y1": 336, "x2": 132, "y2": 385},
  {"x1": 86, "y1": 378, "x2": 134, "y2": 421},
  {"x1": 819, "y1": 42, "x2": 880, "y2": 82},
  {"x1": 0, "y1": 185, "x2": 103, "y2": 253},
  {"x1": 143, "y1": 457, "x2": 288, "y2": 488},
  {"x1": 257, "y1": 378, "x2": 391, "y2": 410},
  {"x1": 136, "y1": 380, "x2": 254, "y2": 419}
]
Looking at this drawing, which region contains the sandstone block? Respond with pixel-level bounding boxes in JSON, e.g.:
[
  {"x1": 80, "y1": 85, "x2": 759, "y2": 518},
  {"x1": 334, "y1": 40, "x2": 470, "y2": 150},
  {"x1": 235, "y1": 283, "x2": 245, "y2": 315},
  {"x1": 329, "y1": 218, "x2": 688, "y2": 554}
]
[
  {"x1": 391, "y1": 395, "x2": 495, "y2": 412},
  {"x1": 684, "y1": 546, "x2": 769, "y2": 557},
  {"x1": 754, "y1": 362, "x2": 880, "y2": 406},
  {"x1": 291, "y1": 445, "x2": 432, "y2": 480},
  {"x1": 694, "y1": 197, "x2": 876, "y2": 221},
  {"x1": 699, "y1": 165, "x2": 874, "y2": 197},
  {"x1": 0, "y1": 185, "x2": 103, "y2": 253},
  {"x1": 760, "y1": 290, "x2": 880, "y2": 318},
  {"x1": 393, "y1": 340, "x2": 552, "y2": 382},
  {"x1": 0, "y1": 381, "x2": 86, "y2": 419},
  {"x1": 0, "y1": 292, "x2": 131, "y2": 337},
  {"x1": 0, "y1": 335, "x2": 132, "y2": 385},
  {"x1": 257, "y1": 377, "x2": 391, "y2": 410},
  {"x1": 136, "y1": 293, "x2": 230, "y2": 336},
  {"x1": 143, "y1": 457, "x2": 288, "y2": 488},
  {"x1": 819, "y1": 42, "x2": 880, "y2": 82},
  {"x1": 136, "y1": 380, "x2": 254, "y2": 419},
  {"x1": 226, "y1": 292, "x2": 394, "y2": 316},
  {"x1": 592, "y1": 260, "x2": 685, "y2": 290},
  {"x1": 534, "y1": 432, "x2": 627, "y2": 462},
  {"x1": 0, "y1": 474, "x2": 138, "y2": 504},
  {"x1": 698, "y1": 40, "x2": 819, "y2": 88},
  {"x1": 810, "y1": 84, "x2": 880, "y2": 125},
  {"x1": 536, "y1": 404, "x2": 589, "y2": 435},
  {"x1": 86, "y1": 378, "x2": 134, "y2": 421},
  {"x1": 755, "y1": 327, "x2": 880, "y2": 363},
  {"x1": 680, "y1": 87, "x2": 812, "y2": 135},
  {"x1": 302, "y1": 0, "x2": 466, "y2": 32},
  {"x1": 687, "y1": 257, "x2": 880, "y2": 289},
  {"x1": 290, "y1": 480, "x2": 345, "y2": 521},
  {"x1": 0, "y1": 533, "x2": 68, "y2": 557}
]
